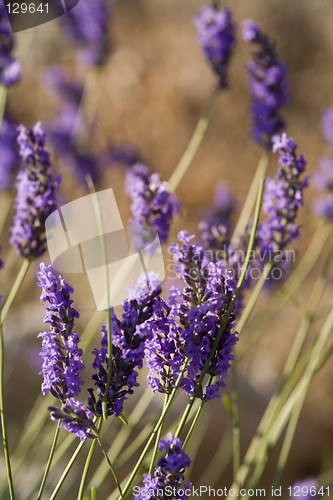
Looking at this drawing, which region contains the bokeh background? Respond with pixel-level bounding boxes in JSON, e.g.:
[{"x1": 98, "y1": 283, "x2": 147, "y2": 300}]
[{"x1": 1, "y1": 0, "x2": 333, "y2": 498}]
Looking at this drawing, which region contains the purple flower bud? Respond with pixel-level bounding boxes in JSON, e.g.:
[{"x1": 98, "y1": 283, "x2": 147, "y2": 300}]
[
  {"x1": 193, "y1": 5, "x2": 236, "y2": 89},
  {"x1": 0, "y1": 113, "x2": 20, "y2": 191},
  {"x1": 10, "y1": 123, "x2": 61, "y2": 259},
  {"x1": 242, "y1": 20, "x2": 288, "y2": 149},
  {"x1": 291, "y1": 478, "x2": 318, "y2": 500},
  {"x1": 0, "y1": 5, "x2": 21, "y2": 86},
  {"x1": 49, "y1": 398, "x2": 96, "y2": 441}
]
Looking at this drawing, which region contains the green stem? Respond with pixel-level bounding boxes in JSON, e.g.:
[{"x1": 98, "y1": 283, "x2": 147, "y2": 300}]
[
  {"x1": 117, "y1": 362, "x2": 189, "y2": 500},
  {"x1": 86, "y1": 175, "x2": 112, "y2": 421},
  {"x1": 168, "y1": 86, "x2": 220, "y2": 193},
  {"x1": 49, "y1": 440, "x2": 86, "y2": 500},
  {"x1": 0, "y1": 319, "x2": 15, "y2": 500},
  {"x1": 96, "y1": 437, "x2": 123, "y2": 500},
  {"x1": 231, "y1": 355, "x2": 240, "y2": 484},
  {"x1": 78, "y1": 420, "x2": 102, "y2": 500},
  {"x1": 149, "y1": 394, "x2": 168, "y2": 474},
  {"x1": 37, "y1": 422, "x2": 60, "y2": 500},
  {"x1": 1, "y1": 259, "x2": 30, "y2": 325},
  {"x1": 175, "y1": 177, "x2": 266, "y2": 440},
  {"x1": 231, "y1": 151, "x2": 270, "y2": 246},
  {"x1": 182, "y1": 401, "x2": 204, "y2": 450}
]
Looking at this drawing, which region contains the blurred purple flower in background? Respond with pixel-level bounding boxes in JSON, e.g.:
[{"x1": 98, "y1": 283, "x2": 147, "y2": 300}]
[
  {"x1": 313, "y1": 109, "x2": 333, "y2": 220},
  {"x1": 37, "y1": 263, "x2": 84, "y2": 402},
  {"x1": 193, "y1": 4, "x2": 236, "y2": 89},
  {"x1": 291, "y1": 478, "x2": 318, "y2": 499},
  {"x1": 242, "y1": 20, "x2": 288, "y2": 149},
  {"x1": 0, "y1": 113, "x2": 20, "y2": 190},
  {"x1": 0, "y1": 3, "x2": 21, "y2": 86},
  {"x1": 60, "y1": 0, "x2": 112, "y2": 67},
  {"x1": 10, "y1": 123, "x2": 61, "y2": 259},
  {"x1": 126, "y1": 163, "x2": 181, "y2": 244},
  {"x1": 136, "y1": 433, "x2": 192, "y2": 500}
]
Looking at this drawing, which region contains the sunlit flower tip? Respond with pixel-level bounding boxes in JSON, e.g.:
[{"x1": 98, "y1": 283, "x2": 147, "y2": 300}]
[
  {"x1": 48, "y1": 399, "x2": 96, "y2": 441},
  {"x1": 193, "y1": 5, "x2": 236, "y2": 89},
  {"x1": 242, "y1": 20, "x2": 288, "y2": 148}
]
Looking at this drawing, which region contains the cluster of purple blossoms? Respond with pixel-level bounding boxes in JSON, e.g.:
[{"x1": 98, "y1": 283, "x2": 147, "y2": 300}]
[
  {"x1": 136, "y1": 433, "x2": 192, "y2": 500},
  {"x1": 61, "y1": 0, "x2": 111, "y2": 67},
  {"x1": 10, "y1": 123, "x2": 61, "y2": 260},
  {"x1": 258, "y1": 133, "x2": 308, "y2": 255},
  {"x1": 126, "y1": 164, "x2": 181, "y2": 244},
  {"x1": 312, "y1": 108, "x2": 333, "y2": 220},
  {"x1": 88, "y1": 275, "x2": 162, "y2": 418},
  {"x1": 242, "y1": 20, "x2": 288, "y2": 149},
  {"x1": 146, "y1": 231, "x2": 238, "y2": 401},
  {"x1": 0, "y1": 114, "x2": 20, "y2": 190},
  {"x1": 193, "y1": 5, "x2": 236, "y2": 89},
  {"x1": 0, "y1": 4, "x2": 21, "y2": 86},
  {"x1": 37, "y1": 263, "x2": 84, "y2": 402}
]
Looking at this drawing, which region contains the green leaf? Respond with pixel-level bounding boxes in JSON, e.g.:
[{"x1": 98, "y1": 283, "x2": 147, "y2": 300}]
[
  {"x1": 119, "y1": 413, "x2": 128, "y2": 425},
  {"x1": 222, "y1": 394, "x2": 233, "y2": 418},
  {"x1": 91, "y1": 486, "x2": 97, "y2": 500}
]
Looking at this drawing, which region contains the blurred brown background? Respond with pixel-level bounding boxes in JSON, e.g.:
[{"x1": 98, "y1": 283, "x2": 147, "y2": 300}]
[{"x1": 1, "y1": 0, "x2": 333, "y2": 497}]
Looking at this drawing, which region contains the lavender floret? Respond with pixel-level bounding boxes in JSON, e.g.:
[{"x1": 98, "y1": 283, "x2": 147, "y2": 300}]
[
  {"x1": 10, "y1": 123, "x2": 61, "y2": 259},
  {"x1": 0, "y1": 4, "x2": 21, "y2": 86},
  {"x1": 242, "y1": 20, "x2": 288, "y2": 149},
  {"x1": 291, "y1": 478, "x2": 318, "y2": 500},
  {"x1": 0, "y1": 114, "x2": 20, "y2": 191},
  {"x1": 193, "y1": 5, "x2": 236, "y2": 89}
]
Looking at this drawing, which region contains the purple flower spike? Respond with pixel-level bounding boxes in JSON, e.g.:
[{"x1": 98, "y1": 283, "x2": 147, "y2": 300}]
[
  {"x1": 242, "y1": 20, "x2": 289, "y2": 149},
  {"x1": 259, "y1": 133, "x2": 308, "y2": 254},
  {"x1": 193, "y1": 5, "x2": 236, "y2": 89},
  {"x1": 146, "y1": 231, "x2": 238, "y2": 399},
  {"x1": 37, "y1": 263, "x2": 84, "y2": 402},
  {"x1": 0, "y1": 114, "x2": 20, "y2": 191},
  {"x1": 136, "y1": 433, "x2": 192, "y2": 500},
  {"x1": 322, "y1": 107, "x2": 333, "y2": 148},
  {"x1": 0, "y1": 5, "x2": 21, "y2": 86},
  {"x1": 61, "y1": 0, "x2": 111, "y2": 67},
  {"x1": 88, "y1": 276, "x2": 162, "y2": 418},
  {"x1": 10, "y1": 123, "x2": 61, "y2": 259},
  {"x1": 125, "y1": 164, "x2": 181, "y2": 244}
]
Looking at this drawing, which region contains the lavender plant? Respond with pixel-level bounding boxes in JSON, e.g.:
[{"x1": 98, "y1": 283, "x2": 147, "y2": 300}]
[{"x1": 0, "y1": 4, "x2": 333, "y2": 500}]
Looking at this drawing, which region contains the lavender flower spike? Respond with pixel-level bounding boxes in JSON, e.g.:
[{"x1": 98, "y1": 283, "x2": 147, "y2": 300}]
[
  {"x1": 37, "y1": 263, "x2": 84, "y2": 402},
  {"x1": 193, "y1": 4, "x2": 236, "y2": 89},
  {"x1": 259, "y1": 133, "x2": 308, "y2": 255},
  {"x1": 88, "y1": 273, "x2": 162, "y2": 418},
  {"x1": 242, "y1": 20, "x2": 288, "y2": 148},
  {"x1": 0, "y1": 4, "x2": 21, "y2": 86},
  {"x1": 125, "y1": 163, "x2": 181, "y2": 244},
  {"x1": 135, "y1": 433, "x2": 192, "y2": 500},
  {"x1": 10, "y1": 122, "x2": 61, "y2": 260}
]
